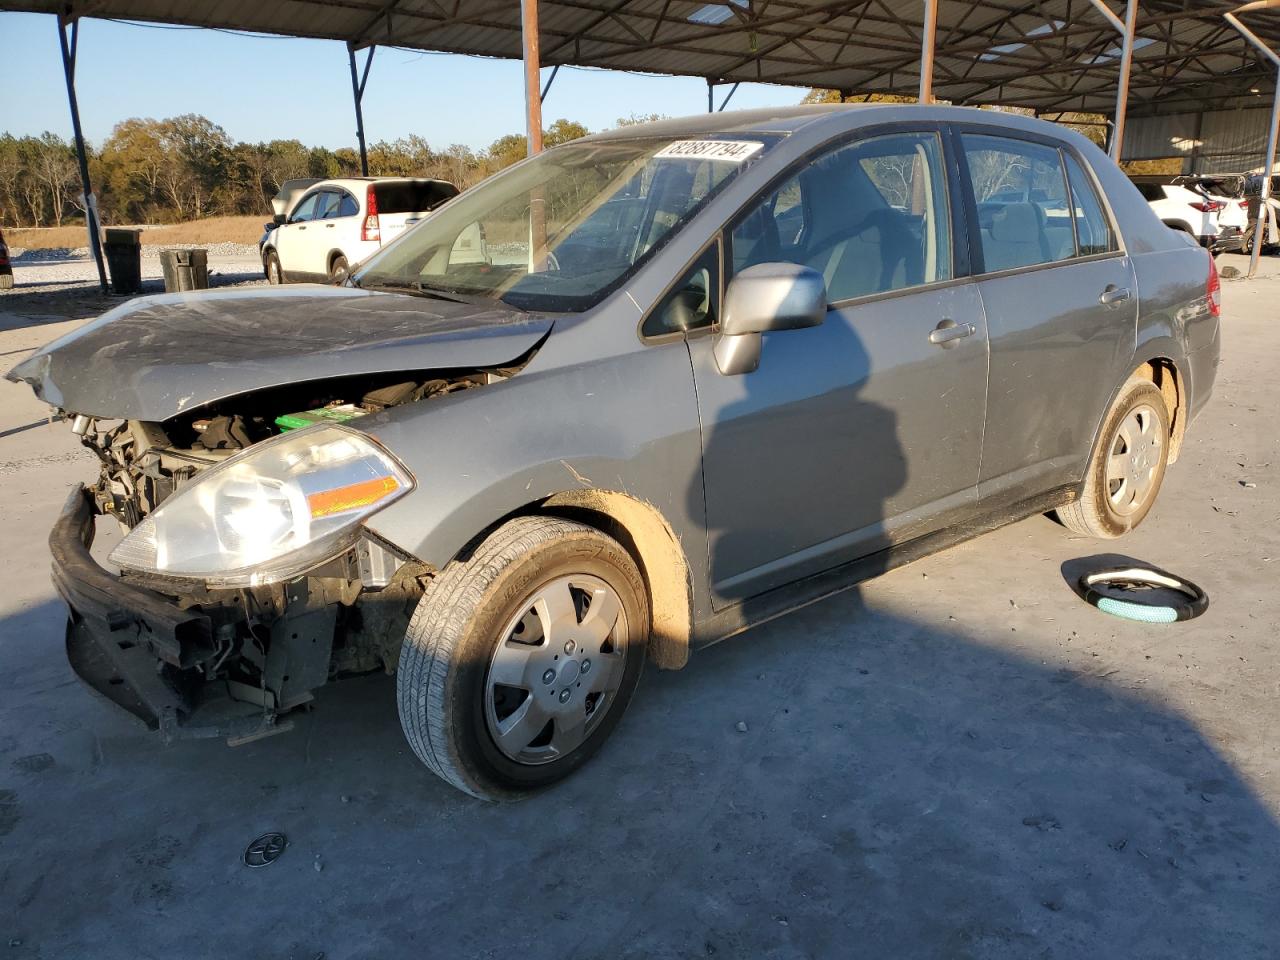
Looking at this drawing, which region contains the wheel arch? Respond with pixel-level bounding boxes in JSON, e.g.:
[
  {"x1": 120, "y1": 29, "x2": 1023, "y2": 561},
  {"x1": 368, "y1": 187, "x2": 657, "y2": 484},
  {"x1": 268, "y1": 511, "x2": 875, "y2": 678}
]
[
  {"x1": 478, "y1": 489, "x2": 696, "y2": 671},
  {"x1": 1089, "y1": 348, "x2": 1189, "y2": 468}
]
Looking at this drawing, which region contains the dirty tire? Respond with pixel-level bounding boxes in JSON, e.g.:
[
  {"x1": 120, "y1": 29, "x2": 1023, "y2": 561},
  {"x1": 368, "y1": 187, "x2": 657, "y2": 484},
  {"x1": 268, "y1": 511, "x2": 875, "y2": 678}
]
[
  {"x1": 1056, "y1": 378, "x2": 1170, "y2": 538},
  {"x1": 264, "y1": 250, "x2": 282, "y2": 285},
  {"x1": 328, "y1": 254, "x2": 349, "y2": 283},
  {"x1": 397, "y1": 516, "x2": 648, "y2": 800}
]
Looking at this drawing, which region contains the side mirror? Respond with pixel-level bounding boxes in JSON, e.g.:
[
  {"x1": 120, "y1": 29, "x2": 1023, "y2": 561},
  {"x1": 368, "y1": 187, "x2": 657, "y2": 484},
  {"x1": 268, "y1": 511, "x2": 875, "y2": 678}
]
[
  {"x1": 273, "y1": 213, "x2": 287, "y2": 226},
  {"x1": 714, "y1": 262, "x2": 827, "y2": 375}
]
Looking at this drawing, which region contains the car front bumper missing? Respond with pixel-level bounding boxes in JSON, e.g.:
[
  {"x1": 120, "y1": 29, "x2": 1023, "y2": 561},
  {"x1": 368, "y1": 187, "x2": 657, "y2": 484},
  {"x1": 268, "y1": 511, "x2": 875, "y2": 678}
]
[{"x1": 49, "y1": 485, "x2": 292, "y2": 744}]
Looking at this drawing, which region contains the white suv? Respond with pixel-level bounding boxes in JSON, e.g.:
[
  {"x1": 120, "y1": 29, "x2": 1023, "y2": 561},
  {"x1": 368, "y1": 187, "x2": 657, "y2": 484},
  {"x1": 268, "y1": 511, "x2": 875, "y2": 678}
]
[
  {"x1": 262, "y1": 177, "x2": 458, "y2": 284},
  {"x1": 1131, "y1": 179, "x2": 1243, "y2": 252}
]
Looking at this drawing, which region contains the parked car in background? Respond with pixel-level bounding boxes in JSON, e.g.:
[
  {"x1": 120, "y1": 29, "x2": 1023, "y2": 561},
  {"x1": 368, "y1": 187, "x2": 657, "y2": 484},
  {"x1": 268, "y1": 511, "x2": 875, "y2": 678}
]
[
  {"x1": 0, "y1": 228, "x2": 12, "y2": 290},
  {"x1": 261, "y1": 177, "x2": 458, "y2": 283},
  {"x1": 1243, "y1": 173, "x2": 1280, "y2": 254},
  {"x1": 1131, "y1": 177, "x2": 1242, "y2": 252},
  {"x1": 1173, "y1": 173, "x2": 1249, "y2": 243},
  {"x1": 10, "y1": 106, "x2": 1220, "y2": 799}
]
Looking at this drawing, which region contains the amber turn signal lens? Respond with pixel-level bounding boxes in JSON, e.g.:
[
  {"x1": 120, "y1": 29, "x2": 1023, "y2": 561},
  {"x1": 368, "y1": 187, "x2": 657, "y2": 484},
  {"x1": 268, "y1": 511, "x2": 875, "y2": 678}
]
[{"x1": 307, "y1": 475, "x2": 400, "y2": 519}]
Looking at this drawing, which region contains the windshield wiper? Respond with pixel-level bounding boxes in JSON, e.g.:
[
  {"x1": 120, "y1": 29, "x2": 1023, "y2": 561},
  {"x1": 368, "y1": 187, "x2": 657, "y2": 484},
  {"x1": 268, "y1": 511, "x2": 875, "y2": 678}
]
[{"x1": 353, "y1": 276, "x2": 470, "y2": 304}]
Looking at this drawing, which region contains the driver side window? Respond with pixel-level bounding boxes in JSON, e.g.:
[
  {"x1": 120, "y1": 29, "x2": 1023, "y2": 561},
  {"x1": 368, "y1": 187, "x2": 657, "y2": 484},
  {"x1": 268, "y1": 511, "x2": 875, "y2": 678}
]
[
  {"x1": 290, "y1": 193, "x2": 322, "y2": 223},
  {"x1": 729, "y1": 132, "x2": 952, "y2": 303}
]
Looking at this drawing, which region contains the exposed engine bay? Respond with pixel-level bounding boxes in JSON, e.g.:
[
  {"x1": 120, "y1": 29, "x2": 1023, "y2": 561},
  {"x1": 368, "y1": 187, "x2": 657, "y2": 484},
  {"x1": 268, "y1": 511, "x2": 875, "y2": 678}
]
[{"x1": 67, "y1": 368, "x2": 505, "y2": 741}]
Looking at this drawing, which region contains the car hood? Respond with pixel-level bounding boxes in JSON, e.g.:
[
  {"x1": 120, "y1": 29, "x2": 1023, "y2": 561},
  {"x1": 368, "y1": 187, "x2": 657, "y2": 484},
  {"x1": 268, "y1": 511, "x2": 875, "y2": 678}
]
[{"x1": 7, "y1": 284, "x2": 552, "y2": 421}]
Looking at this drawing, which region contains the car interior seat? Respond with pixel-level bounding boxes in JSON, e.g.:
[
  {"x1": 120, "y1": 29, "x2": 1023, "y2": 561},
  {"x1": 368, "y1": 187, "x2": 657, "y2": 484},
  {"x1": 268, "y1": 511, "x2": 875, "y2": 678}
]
[{"x1": 981, "y1": 201, "x2": 1052, "y2": 272}]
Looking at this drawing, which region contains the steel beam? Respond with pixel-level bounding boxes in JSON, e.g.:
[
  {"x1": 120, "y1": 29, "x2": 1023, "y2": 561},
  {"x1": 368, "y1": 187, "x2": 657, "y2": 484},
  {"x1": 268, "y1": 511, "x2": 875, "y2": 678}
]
[
  {"x1": 522, "y1": 0, "x2": 544, "y2": 155},
  {"x1": 1086, "y1": 0, "x2": 1137, "y2": 160},
  {"x1": 57, "y1": 16, "x2": 107, "y2": 295},
  {"x1": 540, "y1": 63, "x2": 560, "y2": 102},
  {"x1": 919, "y1": 0, "x2": 938, "y2": 104},
  {"x1": 717, "y1": 81, "x2": 741, "y2": 111},
  {"x1": 1224, "y1": 5, "x2": 1280, "y2": 278},
  {"x1": 347, "y1": 43, "x2": 375, "y2": 176}
]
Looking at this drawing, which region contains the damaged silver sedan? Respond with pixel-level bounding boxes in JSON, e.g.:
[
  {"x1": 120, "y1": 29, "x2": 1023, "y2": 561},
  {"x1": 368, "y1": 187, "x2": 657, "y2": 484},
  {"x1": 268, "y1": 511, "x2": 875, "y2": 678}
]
[{"x1": 10, "y1": 106, "x2": 1220, "y2": 799}]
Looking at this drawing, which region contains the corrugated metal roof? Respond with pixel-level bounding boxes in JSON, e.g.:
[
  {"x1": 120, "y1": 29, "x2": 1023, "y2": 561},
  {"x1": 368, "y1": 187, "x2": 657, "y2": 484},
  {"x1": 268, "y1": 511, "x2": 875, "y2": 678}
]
[{"x1": 4, "y1": 0, "x2": 1279, "y2": 116}]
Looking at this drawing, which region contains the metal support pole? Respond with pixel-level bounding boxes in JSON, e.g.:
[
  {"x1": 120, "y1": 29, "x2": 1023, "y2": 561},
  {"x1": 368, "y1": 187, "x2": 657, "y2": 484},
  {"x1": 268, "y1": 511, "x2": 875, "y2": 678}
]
[
  {"x1": 347, "y1": 43, "x2": 375, "y2": 176},
  {"x1": 1257, "y1": 88, "x2": 1280, "y2": 278},
  {"x1": 1086, "y1": 0, "x2": 1136, "y2": 161},
  {"x1": 707, "y1": 79, "x2": 714, "y2": 113},
  {"x1": 540, "y1": 63, "x2": 560, "y2": 103},
  {"x1": 57, "y1": 17, "x2": 107, "y2": 295},
  {"x1": 919, "y1": 0, "x2": 938, "y2": 104},
  {"x1": 717, "y1": 82, "x2": 741, "y2": 111},
  {"x1": 521, "y1": 0, "x2": 543, "y2": 156},
  {"x1": 1113, "y1": 1, "x2": 1138, "y2": 161},
  {"x1": 1225, "y1": 7, "x2": 1280, "y2": 278}
]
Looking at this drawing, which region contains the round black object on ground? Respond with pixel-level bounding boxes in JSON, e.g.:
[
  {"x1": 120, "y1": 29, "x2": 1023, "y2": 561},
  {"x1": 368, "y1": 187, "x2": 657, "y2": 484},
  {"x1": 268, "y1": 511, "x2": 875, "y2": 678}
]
[{"x1": 1077, "y1": 564, "x2": 1209, "y2": 623}]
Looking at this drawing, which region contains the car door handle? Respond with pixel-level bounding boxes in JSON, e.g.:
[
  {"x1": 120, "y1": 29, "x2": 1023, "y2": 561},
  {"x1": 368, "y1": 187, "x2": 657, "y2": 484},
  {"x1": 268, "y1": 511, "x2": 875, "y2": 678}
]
[
  {"x1": 1099, "y1": 285, "x2": 1131, "y2": 306},
  {"x1": 929, "y1": 319, "x2": 976, "y2": 346},
  {"x1": 325, "y1": 222, "x2": 335, "y2": 228},
  {"x1": 297, "y1": 225, "x2": 307, "y2": 231}
]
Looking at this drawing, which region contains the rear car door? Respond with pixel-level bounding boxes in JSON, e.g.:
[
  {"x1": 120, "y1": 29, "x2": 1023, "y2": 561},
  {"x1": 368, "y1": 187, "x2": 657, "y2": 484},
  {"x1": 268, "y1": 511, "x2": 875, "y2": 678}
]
[
  {"x1": 957, "y1": 130, "x2": 1136, "y2": 501},
  {"x1": 684, "y1": 129, "x2": 990, "y2": 605},
  {"x1": 304, "y1": 191, "x2": 344, "y2": 276}
]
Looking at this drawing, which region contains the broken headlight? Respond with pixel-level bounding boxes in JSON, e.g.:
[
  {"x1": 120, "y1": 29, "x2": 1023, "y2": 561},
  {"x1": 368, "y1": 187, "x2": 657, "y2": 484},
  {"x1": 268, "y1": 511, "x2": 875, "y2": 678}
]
[{"x1": 109, "y1": 425, "x2": 413, "y2": 587}]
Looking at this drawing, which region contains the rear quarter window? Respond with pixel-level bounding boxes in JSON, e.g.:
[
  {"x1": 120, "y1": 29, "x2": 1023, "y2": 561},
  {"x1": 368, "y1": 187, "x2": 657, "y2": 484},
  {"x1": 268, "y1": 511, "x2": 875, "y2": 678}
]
[{"x1": 373, "y1": 181, "x2": 459, "y2": 214}]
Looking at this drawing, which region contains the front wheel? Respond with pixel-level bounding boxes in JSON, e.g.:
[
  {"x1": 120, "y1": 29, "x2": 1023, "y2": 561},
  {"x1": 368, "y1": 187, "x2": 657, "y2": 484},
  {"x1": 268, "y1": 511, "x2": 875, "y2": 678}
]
[
  {"x1": 264, "y1": 249, "x2": 283, "y2": 285},
  {"x1": 1055, "y1": 378, "x2": 1170, "y2": 538},
  {"x1": 397, "y1": 516, "x2": 649, "y2": 800}
]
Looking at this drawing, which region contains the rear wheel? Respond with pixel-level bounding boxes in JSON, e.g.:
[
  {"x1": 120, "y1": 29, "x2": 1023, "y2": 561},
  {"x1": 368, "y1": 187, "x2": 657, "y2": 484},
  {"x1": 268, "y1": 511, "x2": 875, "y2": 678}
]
[
  {"x1": 1056, "y1": 378, "x2": 1170, "y2": 538},
  {"x1": 328, "y1": 254, "x2": 349, "y2": 283},
  {"x1": 264, "y1": 250, "x2": 282, "y2": 285},
  {"x1": 397, "y1": 516, "x2": 648, "y2": 800}
]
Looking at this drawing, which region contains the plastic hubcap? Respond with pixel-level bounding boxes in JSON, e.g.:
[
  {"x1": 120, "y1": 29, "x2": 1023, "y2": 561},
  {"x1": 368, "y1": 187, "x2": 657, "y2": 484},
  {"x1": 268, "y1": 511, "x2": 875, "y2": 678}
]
[
  {"x1": 1105, "y1": 403, "x2": 1162, "y2": 517},
  {"x1": 484, "y1": 574, "x2": 627, "y2": 765}
]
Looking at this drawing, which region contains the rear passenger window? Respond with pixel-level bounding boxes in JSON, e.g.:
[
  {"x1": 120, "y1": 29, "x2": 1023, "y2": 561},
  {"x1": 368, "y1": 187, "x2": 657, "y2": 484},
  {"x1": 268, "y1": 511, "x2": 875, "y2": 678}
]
[
  {"x1": 730, "y1": 132, "x2": 952, "y2": 303},
  {"x1": 962, "y1": 134, "x2": 1075, "y2": 272},
  {"x1": 337, "y1": 193, "x2": 359, "y2": 217},
  {"x1": 1064, "y1": 154, "x2": 1116, "y2": 255}
]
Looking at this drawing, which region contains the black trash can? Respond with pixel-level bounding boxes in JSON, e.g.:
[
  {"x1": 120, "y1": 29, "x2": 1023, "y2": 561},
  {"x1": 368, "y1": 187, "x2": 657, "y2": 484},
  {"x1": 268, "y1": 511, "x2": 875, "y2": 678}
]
[
  {"x1": 160, "y1": 248, "x2": 209, "y2": 293},
  {"x1": 103, "y1": 228, "x2": 143, "y2": 295}
]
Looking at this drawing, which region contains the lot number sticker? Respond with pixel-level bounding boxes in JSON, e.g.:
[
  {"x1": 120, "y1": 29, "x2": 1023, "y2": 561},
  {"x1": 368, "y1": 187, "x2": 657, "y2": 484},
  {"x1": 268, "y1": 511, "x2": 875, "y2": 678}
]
[{"x1": 654, "y1": 140, "x2": 765, "y2": 163}]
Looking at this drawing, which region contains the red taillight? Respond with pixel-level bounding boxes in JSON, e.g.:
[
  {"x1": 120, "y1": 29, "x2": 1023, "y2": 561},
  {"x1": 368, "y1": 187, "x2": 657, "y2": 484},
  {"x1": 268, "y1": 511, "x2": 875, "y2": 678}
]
[
  {"x1": 362, "y1": 185, "x2": 380, "y2": 242},
  {"x1": 1189, "y1": 201, "x2": 1223, "y2": 213},
  {"x1": 1207, "y1": 256, "x2": 1221, "y2": 318},
  {"x1": 1240, "y1": 200, "x2": 1250, "y2": 209}
]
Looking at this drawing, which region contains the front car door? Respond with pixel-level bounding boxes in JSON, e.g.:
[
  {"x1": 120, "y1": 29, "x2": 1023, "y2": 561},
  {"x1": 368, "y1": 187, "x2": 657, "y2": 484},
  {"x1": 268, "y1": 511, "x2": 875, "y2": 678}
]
[
  {"x1": 684, "y1": 129, "x2": 990, "y2": 606},
  {"x1": 275, "y1": 190, "x2": 323, "y2": 281},
  {"x1": 955, "y1": 130, "x2": 1136, "y2": 502}
]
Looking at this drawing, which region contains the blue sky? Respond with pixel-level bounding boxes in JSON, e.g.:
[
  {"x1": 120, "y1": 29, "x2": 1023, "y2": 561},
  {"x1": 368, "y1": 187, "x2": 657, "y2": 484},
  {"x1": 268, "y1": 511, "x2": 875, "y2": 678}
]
[{"x1": 1, "y1": 12, "x2": 807, "y2": 152}]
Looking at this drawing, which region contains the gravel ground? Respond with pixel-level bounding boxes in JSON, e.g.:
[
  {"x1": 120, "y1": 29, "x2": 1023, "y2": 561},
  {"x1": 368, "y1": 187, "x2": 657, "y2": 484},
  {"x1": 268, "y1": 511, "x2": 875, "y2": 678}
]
[{"x1": 0, "y1": 252, "x2": 1277, "y2": 959}]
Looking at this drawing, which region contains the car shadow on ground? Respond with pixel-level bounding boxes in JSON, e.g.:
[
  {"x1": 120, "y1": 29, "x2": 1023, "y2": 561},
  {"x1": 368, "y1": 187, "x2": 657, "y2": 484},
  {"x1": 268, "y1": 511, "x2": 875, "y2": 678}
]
[{"x1": 2, "y1": 570, "x2": 1277, "y2": 958}]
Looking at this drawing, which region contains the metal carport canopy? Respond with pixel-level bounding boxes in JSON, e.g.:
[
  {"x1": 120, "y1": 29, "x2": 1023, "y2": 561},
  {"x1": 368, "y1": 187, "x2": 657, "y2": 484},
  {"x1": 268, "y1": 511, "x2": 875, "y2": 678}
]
[{"x1": 6, "y1": 0, "x2": 1280, "y2": 117}]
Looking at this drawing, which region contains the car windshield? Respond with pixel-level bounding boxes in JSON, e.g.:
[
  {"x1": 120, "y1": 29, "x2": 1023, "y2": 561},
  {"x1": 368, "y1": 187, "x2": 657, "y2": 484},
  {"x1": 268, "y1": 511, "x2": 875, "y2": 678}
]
[{"x1": 351, "y1": 134, "x2": 779, "y2": 312}]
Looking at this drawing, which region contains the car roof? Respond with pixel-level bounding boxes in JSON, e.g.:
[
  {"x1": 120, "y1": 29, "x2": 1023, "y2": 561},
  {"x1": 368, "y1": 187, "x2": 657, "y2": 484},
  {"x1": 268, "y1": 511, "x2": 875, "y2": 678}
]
[
  {"x1": 310, "y1": 177, "x2": 454, "y2": 190},
  {"x1": 581, "y1": 103, "x2": 1093, "y2": 148}
]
